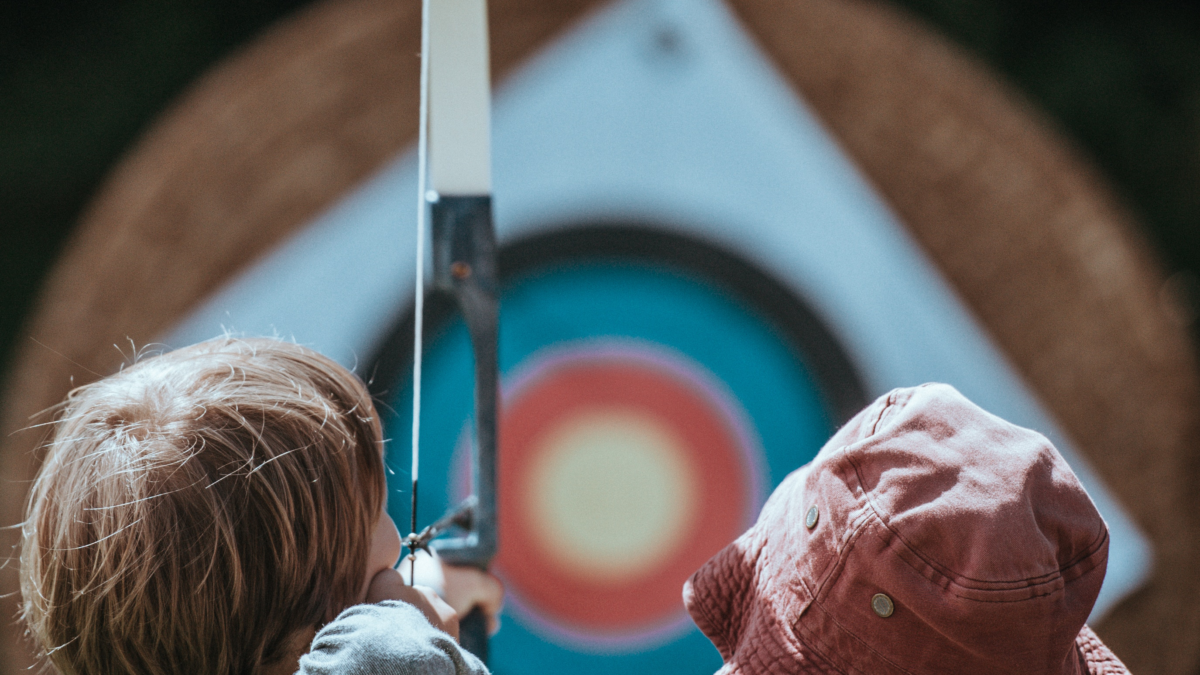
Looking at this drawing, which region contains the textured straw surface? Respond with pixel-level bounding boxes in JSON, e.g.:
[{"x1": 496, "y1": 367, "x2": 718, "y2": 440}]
[{"x1": 1, "y1": 0, "x2": 1196, "y2": 672}]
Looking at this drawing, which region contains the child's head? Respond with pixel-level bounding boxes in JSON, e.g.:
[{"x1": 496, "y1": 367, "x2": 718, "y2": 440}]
[{"x1": 20, "y1": 337, "x2": 389, "y2": 675}]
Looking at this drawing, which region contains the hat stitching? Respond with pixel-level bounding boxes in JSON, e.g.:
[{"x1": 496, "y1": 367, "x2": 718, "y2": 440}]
[
  {"x1": 850, "y1": 489, "x2": 1108, "y2": 602},
  {"x1": 1070, "y1": 643, "x2": 1090, "y2": 675},
  {"x1": 726, "y1": 632, "x2": 843, "y2": 675},
  {"x1": 804, "y1": 500, "x2": 877, "y2": 601},
  {"x1": 789, "y1": 475, "x2": 1107, "y2": 673},
  {"x1": 719, "y1": 561, "x2": 845, "y2": 675},
  {"x1": 786, "y1": 629, "x2": 854, "y2": 675},
  {"x1": 866, "y1": 388, "x2": 913, "y2": 436},
  {"x1": 1075, "y1": 626, "x2": 1129, "y2": 675},
  {"x1": 871, "y1": 518, "x2": 1106, "y2": 607},
  {"x1": 838, "y1": 447, "x2": 1111, "y2": 592},
  {"x1": 793, "y1": 599, "x2": 915, "y2": 675},
  {"x1": 835, "y1": 385, "x2": 1111, "y2": 590},
  {"x1": 791, "y1": 505, "x2": 915, "y2": 675},
  {"x1": 700, "y1": 529, "x2": 774, "y2": 661},
  {"x1": 799, "y1": 562, "x2": 1111, "y2": 675},
  {"x1": 686, "y1": 585, "x2": 730, "y2": 659}
]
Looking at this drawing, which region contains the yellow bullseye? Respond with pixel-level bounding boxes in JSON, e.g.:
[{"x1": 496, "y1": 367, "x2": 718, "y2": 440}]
[{"x1": 526, "y1": 408, "x2": 699, "y2": 584}]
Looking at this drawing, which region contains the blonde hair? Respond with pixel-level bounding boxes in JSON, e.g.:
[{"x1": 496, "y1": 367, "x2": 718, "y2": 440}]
[{"x1": 20, "y1": 337, "x2": 387, "y2": 675}]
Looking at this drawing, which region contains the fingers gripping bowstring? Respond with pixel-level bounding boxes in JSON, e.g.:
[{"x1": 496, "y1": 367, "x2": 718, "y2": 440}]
[{"x1": 408, "y1": 0, "x2": 433, "y2": 586}]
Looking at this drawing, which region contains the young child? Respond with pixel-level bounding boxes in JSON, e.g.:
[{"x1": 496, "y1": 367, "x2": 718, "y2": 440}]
[
  {"x1": 683, "y1": 383, "x2": 1132, "y2": 674},
  {"x1": 20, "y1": 337, "x2": 500, "y2": 675}
]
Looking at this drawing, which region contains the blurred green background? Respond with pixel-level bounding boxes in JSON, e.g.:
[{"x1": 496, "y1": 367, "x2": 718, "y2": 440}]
[{"x1": 3, "y1": 0, "x2": 1199, "y2": 379}]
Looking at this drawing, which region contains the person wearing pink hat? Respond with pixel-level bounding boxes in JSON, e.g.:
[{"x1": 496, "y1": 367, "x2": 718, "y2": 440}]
[{"x1": 684, "y1": 383, "x2": 1131, "y2": 674}]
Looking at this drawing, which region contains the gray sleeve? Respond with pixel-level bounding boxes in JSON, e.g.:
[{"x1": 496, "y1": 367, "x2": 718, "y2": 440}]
[{"x1": 296, "y1": 601, "x2": 490, "y2": 675}]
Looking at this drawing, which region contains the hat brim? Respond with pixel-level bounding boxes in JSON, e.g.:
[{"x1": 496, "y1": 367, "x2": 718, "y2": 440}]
[{"x1": 1076, "y1": 625, "x2": 1131, "y2": 675}]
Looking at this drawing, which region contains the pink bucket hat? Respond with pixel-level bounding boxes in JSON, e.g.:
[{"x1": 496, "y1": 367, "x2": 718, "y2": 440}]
[{"x1": 684, "y1": 384, "x2": 1130, "y2": 674}]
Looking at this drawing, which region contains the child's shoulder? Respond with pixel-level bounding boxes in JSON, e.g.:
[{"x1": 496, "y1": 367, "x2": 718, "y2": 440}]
[{"x1": 297, "y1": 601, "x2": 489, "y2": 675}]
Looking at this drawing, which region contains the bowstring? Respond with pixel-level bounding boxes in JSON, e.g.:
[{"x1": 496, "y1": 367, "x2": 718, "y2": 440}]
[{"x1": 409, "y1": 0, "x2": 432, "y2": 586}]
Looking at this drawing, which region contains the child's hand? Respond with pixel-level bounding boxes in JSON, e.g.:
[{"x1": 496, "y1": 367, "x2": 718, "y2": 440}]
[
  {"x1": 441, "y1": 564, "x2": 504, "y2": 635},
  {"x1": 398, "y1": 550, "x2": 505, "y2": 636},
  {"x1": 365, "y1": 568, "x2": 461, "y2": 640}
]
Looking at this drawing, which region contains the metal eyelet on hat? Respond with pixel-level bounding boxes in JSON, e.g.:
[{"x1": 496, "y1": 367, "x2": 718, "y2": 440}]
[
  {"x1": 871, "y1": 593, "x2": 894, "y2": 618},
  {"x1": 805, "y1": 505, "x2": 819, "y2": 529}
]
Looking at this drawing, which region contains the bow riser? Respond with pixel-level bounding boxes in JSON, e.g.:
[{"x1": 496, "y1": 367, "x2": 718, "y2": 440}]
[
  {"x1": 429, "y1": 194, "x2": 499, "y2": 568},
  {"x1": 427, "y1": 195, "x2": 498, "y2": 661}
]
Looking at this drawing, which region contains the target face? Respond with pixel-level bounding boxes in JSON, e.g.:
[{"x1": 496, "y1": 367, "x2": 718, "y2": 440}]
[
  {"x1": 375, "y1": 227, "x2": 862, "y2": 674},
  {"x1": 495, "y1": 342, "x2": 757, "y2": 645}
]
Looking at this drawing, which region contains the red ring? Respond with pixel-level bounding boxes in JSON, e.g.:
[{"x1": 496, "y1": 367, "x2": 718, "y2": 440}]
[{"x1": 495, "y1": 358, "x2": 750, "y2": 632}]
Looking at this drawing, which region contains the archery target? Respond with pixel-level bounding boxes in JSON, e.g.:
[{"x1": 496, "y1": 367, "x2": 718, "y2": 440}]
[
  {"x1": 374, "y1": 227, "x2": 862, "y2": 671},
  {"x1": 84, "y1": 0, "x2": 1162, "y2": 671},
  {"x1": 495, "y1": 343, "x2": 757, "y2": 642}
]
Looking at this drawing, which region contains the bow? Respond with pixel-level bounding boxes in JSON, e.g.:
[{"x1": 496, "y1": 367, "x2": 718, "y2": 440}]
[{"x1": 403, "y1": 0, "x2": 498, "y2": 663}]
